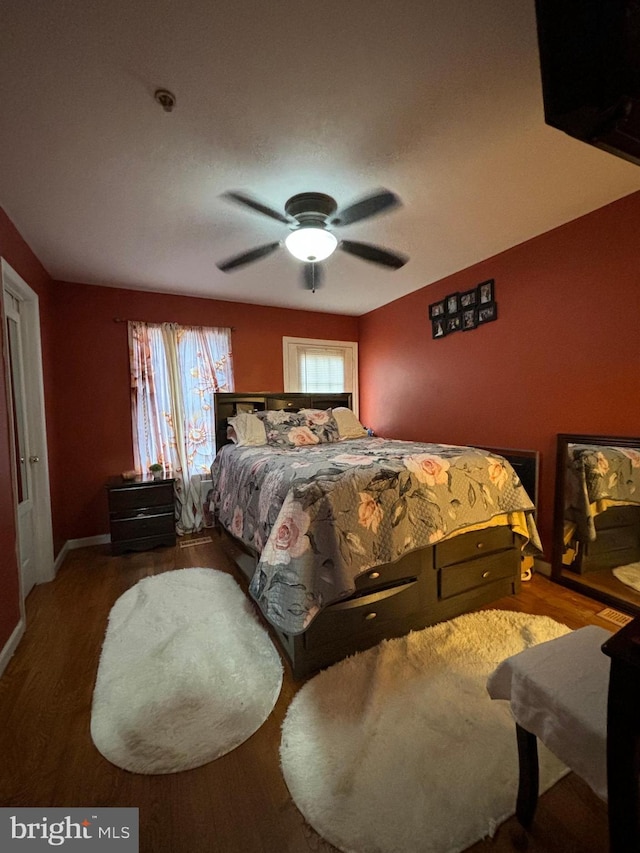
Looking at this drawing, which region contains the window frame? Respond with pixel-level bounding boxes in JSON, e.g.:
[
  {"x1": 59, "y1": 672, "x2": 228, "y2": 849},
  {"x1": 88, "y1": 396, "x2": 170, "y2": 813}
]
[{"x1": 282, "y1": 336, "x2": 359, "y2": 415}]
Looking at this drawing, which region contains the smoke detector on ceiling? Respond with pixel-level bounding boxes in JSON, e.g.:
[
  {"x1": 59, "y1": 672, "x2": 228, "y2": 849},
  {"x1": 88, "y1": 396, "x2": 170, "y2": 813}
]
[{"x1": 154, "y1": 89, "x2": 176, "y2": 113}]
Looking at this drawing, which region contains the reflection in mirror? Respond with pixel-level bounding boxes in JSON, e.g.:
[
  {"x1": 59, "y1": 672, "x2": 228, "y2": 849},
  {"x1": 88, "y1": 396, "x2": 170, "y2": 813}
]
[{"x1": 552, "y1": 434, "x2": 640, "y2": 616}]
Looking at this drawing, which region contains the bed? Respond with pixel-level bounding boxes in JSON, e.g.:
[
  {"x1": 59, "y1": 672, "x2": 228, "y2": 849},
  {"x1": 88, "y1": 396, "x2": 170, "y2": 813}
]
[
  {"x1": 562, "y1": 440, "x2": 640, "y2": 574},
  {"x1": 210, "y1": 392, "x2": 542, "y2": 678}
]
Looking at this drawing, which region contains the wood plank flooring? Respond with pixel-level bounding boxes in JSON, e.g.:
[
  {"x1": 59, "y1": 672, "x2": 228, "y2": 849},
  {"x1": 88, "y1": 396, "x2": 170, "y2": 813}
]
[{"x1": 0, "y1": 532, "x2": 617, "y2": 852}]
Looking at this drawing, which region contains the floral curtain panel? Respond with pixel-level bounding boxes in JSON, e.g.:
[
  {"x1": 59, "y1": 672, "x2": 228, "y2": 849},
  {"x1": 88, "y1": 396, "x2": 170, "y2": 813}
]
[{"x1": 129, "y1": 321, "x2": 233, "y2": 533}]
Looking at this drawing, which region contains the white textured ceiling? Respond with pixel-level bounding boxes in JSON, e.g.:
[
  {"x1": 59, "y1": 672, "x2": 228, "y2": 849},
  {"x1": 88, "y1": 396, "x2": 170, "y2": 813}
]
[{"x1": 1, "y1": 0, "x2": 640, "y2": 316}]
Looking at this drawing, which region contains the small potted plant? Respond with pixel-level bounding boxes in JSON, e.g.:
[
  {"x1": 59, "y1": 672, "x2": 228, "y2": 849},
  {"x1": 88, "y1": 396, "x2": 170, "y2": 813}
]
[{"x1": 149, "y1": 463, "x2": 164, "y2": 480}]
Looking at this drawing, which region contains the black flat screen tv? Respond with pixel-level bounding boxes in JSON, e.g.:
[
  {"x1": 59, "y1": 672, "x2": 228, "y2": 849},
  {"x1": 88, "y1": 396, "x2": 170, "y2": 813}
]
[{"x1": 535, "y1": 0, "x2": 640, "y2": 166}]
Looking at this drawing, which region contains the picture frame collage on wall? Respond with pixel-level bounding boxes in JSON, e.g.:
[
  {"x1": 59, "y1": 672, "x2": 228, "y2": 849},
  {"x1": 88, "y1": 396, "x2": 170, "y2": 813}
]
[{"x1": 429, "y1": 279, "x2": 497, "y2": 339}]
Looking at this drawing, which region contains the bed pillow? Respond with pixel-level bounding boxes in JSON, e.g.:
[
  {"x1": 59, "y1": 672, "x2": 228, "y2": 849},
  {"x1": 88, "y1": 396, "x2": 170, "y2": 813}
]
[
  {"x1": 227, "y1": 413, "x2": 267, "y2": 446},
  {"x1": 332, "y1": 407, "x2": 368, "y2": 439},
  {"x1": 298, "y1": 408, "x2": 340, "y2": 443},
  {"x1": 261, "y1": 410, "x2": 320, "y2": 448}
]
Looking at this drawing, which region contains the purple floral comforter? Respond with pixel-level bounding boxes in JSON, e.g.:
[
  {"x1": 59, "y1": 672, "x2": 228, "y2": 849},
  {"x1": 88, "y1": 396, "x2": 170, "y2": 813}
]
[{"x1": 210, "y1": 437, "x2": 541, "y2": 635}]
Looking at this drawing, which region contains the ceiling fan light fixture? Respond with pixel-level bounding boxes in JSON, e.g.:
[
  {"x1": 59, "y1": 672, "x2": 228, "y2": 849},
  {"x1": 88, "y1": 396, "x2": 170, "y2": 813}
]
[{"x1": 285, "y1": 227, "x2": 337, "y2": 262}]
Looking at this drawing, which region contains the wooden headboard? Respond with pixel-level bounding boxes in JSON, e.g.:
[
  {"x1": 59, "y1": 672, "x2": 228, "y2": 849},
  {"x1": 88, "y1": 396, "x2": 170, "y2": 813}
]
[
  {"x1": 476, "y1": 445, "x2": 539, "y2": 515},
  {"x1": 214, "y1": 391, "x2": 353, "y2": 451}
]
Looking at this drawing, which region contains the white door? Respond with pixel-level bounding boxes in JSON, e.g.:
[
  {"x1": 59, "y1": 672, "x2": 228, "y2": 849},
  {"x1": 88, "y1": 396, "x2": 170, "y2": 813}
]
[
  {"x1": 5, "y1": 294, "x2": 37, "y2": 595},
  {"x1": 2, "y1": 260, "x2": 54, "y2": 602}
]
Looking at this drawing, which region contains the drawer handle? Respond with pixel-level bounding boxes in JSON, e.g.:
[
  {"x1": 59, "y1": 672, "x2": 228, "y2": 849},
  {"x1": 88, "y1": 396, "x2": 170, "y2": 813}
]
[
  {"x1": 365, "y1": 612, "x2": 377, "y2": 621},
  {"x1": 368, "y1": 571, "x2": 381, "y2": 580},
  {"x1": 482, "y1": 571, "x2": 491, "y2": 579},
  {"x1": 476, "y1": 542, "x2": 484, "y2": 549}
]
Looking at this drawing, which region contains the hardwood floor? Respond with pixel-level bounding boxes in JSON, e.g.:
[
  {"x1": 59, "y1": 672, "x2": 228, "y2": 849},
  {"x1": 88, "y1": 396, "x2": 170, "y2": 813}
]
[
  {"x1": 0, "y1": 532, "x2": 617, "y2": 852},
  {"x1": 560, "y1": 563, "x2": 640, "y2": 615}
]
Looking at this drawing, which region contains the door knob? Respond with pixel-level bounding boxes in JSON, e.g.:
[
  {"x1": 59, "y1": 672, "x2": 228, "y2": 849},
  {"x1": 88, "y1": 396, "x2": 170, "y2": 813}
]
[{"x1": 29, "y1": 455, "x2": 40, "y2": 463}]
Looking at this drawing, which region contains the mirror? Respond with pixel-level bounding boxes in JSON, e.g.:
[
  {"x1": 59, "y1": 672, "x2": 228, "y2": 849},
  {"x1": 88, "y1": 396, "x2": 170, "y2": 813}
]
[{"x1": 552, "y1": 434, "x2": 640, "y2": 616}]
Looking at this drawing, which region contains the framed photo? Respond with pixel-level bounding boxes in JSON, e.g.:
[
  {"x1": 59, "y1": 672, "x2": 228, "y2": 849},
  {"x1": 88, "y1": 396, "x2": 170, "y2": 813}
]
[
  {"x1": 477, "y1": 279, "x2": 494, "y2": 304},
  {"x1": 461, "y1": 307, "x2": 478, "y2": 331},
  {"x1": 446, "y1": 313, "x2": 461, "y2": 333},
  {"x1": 431, "y1": 317, "x2": 447, "y2": 339},
  {"x1": 460, "y1": 288, "x2": 477, "y2": 308},
  {"x1": 429, "y1": 300, "x2": 446, "y2": 319},
  {"x1": 477, "y1": 302, "x2": 498, "y2": 324},
  {"x1": 446, "y1": 292, "x2": 460, "y2": 315}
]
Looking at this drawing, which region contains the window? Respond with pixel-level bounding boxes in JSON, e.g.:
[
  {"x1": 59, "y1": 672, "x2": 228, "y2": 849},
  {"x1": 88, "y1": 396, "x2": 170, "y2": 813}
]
[
  {"x1": 129, "y1": 321, "x2": 233, "y2": 532},
  {"x1": 283, "y1": 336, "x2": 358, "y2": 413}
]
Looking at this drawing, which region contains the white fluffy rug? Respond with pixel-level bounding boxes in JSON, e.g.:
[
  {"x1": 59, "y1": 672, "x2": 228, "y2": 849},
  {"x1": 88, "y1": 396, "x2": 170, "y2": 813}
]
[
  {"x1": 91, "y1": 568, "x2": 283, "y2": 774},
  {"x1": 280, "y1": 610, "x2": 571, "y2": 853},
  {"x1": 613, "y1": 562, "x2": 640, "y2": 593}
]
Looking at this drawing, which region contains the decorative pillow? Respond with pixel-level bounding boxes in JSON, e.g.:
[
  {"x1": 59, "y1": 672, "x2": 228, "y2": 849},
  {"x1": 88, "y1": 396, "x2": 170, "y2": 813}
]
[
  {"x1": 261, "y1": 411, "x2": 320, "y2": 448},
  {"x1": 332, "y1": 407, "x2": 368, "y2": 439},
  {"x1": 298, "y1": 409, "x2": 340, "y2": 443},
  {"x1": 227, "y1": 413, "x2": 267, "y2": 446}
]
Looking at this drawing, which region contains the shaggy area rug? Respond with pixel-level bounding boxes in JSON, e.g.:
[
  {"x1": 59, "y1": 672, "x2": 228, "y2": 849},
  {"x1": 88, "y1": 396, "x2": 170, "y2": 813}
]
[
  {"x1": 91, "y1": 568, "x2": 283, "y2": 774},
  {"x1": 613, "y1": 562, "x2": 640, "y2": 593},
  {"x1": 280, "y1": 610, "x2": 571, "y2": 853}
]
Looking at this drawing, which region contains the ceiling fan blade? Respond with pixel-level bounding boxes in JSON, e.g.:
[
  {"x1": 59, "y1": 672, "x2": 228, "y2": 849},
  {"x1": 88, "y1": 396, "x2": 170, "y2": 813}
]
[
  {"x1": 301, "y1": 262, "x2": 324, "y2": 292},
  {"x1": 222, "y1": 191, "x2": 293, "y2": 224},
  {"x1": 217, "y1": 242, "x2": 281, "y2": 272},
  {"x1": 339, "y1": 240, "x2": 408, "y2": 269},
  {"x1": 331, "y1": 189, "x2": 401, "y2": 227}
]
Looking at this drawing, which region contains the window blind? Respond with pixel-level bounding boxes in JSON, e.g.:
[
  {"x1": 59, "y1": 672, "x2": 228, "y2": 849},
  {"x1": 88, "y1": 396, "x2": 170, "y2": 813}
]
[{"x1": 299, "y1": 348, "x2": 345, "y2": 393}]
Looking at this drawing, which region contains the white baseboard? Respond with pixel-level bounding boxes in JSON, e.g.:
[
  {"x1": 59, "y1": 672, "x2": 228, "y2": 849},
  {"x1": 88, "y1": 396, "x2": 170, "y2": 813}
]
[
  {"x1": 54, "y1": 534, "x2": 111, "y2": 573},
  {"x1": 0, "y1": 617, "x2": 25, "y2": 680},
  {"x1": 2, "y1": 534, "x2": 111, "y2": 678}
]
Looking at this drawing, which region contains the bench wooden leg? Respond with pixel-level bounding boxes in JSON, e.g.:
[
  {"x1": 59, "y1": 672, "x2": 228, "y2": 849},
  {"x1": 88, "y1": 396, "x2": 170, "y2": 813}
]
[
  {"x1": 516, "y1": 723, "x2": 539, "y2": 829},
  {"x1": 606, "y1": 657, "x2": 640, "y2": 853}
]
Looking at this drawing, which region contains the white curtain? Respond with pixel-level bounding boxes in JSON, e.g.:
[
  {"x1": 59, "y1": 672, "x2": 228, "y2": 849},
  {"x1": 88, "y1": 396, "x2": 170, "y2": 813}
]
[{"x1": 129, "y1": 321, "x2": 233, "y2": 533}]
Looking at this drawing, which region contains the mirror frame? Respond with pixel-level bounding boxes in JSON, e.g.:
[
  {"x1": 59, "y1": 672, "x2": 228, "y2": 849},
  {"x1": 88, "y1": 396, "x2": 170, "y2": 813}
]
[{"x1": 552, "y1": 432, "x2": 640, "y2": 616}]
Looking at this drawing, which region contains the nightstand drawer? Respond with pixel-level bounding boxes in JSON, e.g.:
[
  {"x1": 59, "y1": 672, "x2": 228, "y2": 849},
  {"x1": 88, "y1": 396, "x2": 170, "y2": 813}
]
[
  {"x1": 110, "y1": 503, "x2": 174, "y2": 522},
  {"x1": 110, "y1": 511, "x2": 175, "y2": 543},
  {"x1": 108, "y1": 482, "x2": 175, "y2": 512},
  {"x1": 106, "y1": 475, "x2": 177, "y2": 555}
]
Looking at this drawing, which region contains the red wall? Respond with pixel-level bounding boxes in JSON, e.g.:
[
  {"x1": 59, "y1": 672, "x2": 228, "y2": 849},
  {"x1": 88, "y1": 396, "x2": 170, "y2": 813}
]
[
  {"x1": 358, "y1": 190, "x2": 640, "y2": 557},
  {"x1": 3, "y1": 190, "x2": 640, "y2": 651},
  {"x1": 0, "y1": 208, "x2": 54, "y2": 650},
  {"x1": 46, "y1": 282, "x2": 359, "y2": 550}
]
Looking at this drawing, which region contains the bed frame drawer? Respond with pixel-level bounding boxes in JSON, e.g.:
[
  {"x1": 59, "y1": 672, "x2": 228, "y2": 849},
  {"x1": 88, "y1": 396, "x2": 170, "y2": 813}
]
[
  {"x1": 353, "y1": 547, "x2": 432, "y2": 594},
  {"x1": 439, "y1": 549, "x2": 519, "y2": 599},
  {"x1": 267, "y1": 397, "x2": 304, "y2": 411},
  {"x1": 593, "y1": 505, "x2": 640, "y2": 530},
  {"x1": 435, "y1": 526, "x2": 514, "y2": 569},
  {"x1": 302, "y1": 580, "x2": 424, "y2": 651},
  {"x1": 586, "y1": 524, "x2": 640, "y2": 556},
  {"x1": 576, "y1": 505, "x2": 640, "y2": 573}
]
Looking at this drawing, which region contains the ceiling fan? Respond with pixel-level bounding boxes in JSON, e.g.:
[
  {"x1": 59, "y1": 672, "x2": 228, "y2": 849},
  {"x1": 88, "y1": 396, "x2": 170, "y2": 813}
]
[{"x1": 216, "y1": 188, "x2": 408, "y2": 292}]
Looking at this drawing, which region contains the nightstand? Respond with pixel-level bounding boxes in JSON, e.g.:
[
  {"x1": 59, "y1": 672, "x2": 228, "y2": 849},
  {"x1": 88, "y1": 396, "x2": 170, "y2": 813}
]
[{"x1": 106, "y1": 475, "x2": 176, "y2": 556}]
